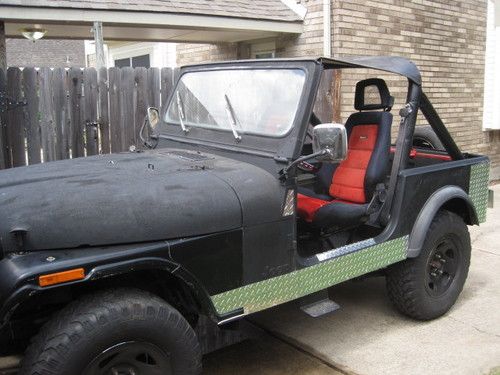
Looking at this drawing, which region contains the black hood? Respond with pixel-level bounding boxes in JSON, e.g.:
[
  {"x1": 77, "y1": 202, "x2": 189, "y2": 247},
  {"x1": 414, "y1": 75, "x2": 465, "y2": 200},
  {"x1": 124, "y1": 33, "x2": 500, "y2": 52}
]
[{"x1": 0, "y1": 149, "x2": 279, "y2": 253}]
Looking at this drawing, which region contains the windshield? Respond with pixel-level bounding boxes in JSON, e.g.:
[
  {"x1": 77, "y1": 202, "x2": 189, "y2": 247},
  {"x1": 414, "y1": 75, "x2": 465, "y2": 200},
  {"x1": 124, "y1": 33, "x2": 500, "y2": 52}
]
[{"x1": 164, "y1": 69, "x2": 306, "y2": 138}]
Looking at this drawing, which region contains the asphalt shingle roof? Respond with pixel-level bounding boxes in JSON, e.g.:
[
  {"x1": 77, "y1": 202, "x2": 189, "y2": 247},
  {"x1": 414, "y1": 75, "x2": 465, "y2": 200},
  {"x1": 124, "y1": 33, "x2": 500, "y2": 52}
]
[{"x1": 1, "y1": 0, "x2": 302, "y2": 22}]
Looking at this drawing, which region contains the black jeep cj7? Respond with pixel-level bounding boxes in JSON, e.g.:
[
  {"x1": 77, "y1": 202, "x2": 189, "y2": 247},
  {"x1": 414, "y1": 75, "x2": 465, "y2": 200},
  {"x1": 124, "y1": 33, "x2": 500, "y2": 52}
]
[{"x1": 0, "y1": 57, "x2": 491, "y2": 374}]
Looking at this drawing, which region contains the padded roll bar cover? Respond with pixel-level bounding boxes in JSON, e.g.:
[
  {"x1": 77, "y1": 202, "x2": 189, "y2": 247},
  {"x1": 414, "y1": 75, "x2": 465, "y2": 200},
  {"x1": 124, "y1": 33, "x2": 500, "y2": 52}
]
[
  {"x1": 354, "y1": 78, "x2": 394, "y2": 111},
  {"x1": 407, "y1": 185, "x2": 478, "y2": 257}
]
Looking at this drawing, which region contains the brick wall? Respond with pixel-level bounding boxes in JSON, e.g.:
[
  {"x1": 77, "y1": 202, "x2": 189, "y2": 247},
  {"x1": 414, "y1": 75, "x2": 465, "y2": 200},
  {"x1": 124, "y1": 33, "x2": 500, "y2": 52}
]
[
  {"x1": 176, "y1": 43, "x2": 239, "y2": 66},
  {"x1": 6, "y1": 39, "x2": 85, "y2": 67},
  {"x1": 331, "y1": 0, "x2": 500, "y2": 175}
]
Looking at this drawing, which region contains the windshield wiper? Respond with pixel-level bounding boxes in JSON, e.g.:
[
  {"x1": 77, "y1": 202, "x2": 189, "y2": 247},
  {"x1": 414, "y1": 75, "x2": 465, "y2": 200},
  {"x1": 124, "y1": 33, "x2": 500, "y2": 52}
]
[
  {"x1": 224, "y1": 94, "x2": 242, "y2": 142},
  {"x1": 176, "y1": 91, "x2": 189, "y2": 133}
]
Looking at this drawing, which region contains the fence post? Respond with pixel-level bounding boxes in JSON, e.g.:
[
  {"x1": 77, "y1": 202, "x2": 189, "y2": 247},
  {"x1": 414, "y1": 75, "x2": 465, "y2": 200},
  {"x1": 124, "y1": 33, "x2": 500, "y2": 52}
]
[
  {"x1": 135, "y1": 67, "x2": 148, "y2": 149},
  {"x1": 108, "y1": 67, "x2": 122, "y2": 153},
  {"x1": 52, "y1": 67, "x2": 69, "y2": 160},
  {"x1": 69, "y1": 67, "x2": 84, "y2": 158},
  {"x1": 23, "y1": 67, "x2": 41, "y2": 165},
  {"x1": 120, "y1": 67, "x2": 135, "y2": 152},
  {"x1": 160, "y1": 67, "x2": 174, "y2": 114},
  {"x1": 83, "y1": 68, "x2": 98, "y2": 156},
  {"x1": 39, "y1": 67, "x2": 57, "y2": 162},
  {"x1": 98, "y1": 67, "x2": 110, "y2": 154},
  {"x1": 7, "y1": 67, "x2": 26, "y2": 167},
  {"x1": 148, "y1": 67, "x2": 161, "y2": 110}
]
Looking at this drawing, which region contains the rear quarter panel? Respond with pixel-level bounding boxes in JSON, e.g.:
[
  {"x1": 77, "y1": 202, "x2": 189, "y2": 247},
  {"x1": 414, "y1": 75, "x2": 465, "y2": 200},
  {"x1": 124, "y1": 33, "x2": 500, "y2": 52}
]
[{"x1": 392, "y1": 156, "x2": 490, "y2": 238}]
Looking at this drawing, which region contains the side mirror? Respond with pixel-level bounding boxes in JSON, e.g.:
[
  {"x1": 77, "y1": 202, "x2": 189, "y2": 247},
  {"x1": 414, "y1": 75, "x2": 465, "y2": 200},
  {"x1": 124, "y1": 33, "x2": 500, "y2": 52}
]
[
  {"x1": 147, "y1": 107, "x2": 160, "y2": 131},
  {"x1": 312, "y1": 123, "x2": 348, "y2": 163},
  {"x1": 140, "y1": 107, "x2": 160, "y2": 149}
]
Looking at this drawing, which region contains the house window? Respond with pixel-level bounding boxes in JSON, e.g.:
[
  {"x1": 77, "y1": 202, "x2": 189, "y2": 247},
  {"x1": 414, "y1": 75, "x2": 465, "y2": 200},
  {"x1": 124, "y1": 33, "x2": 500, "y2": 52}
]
[
  {"x1": 254, "y1": 52, "x2": 275, "y2": 59},
  {"x1": 114, "y1": 54, "x2": 151, "y2": 68},
  {"x1": 250, "y1": 41, "x2": 276, "y2": 59}
]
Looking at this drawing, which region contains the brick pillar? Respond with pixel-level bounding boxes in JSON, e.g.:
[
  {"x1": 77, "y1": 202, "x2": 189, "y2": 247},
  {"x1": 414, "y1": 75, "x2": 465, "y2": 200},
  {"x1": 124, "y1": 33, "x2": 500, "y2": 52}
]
[{"x1": 0, "y1": 21, "x2": 6, "y2": 73}]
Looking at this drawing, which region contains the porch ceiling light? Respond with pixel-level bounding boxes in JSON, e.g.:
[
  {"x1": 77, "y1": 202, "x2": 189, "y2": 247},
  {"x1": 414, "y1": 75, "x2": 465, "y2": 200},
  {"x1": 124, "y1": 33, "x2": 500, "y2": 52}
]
[{"x1": 20, "y1": 27, "x2": 47, "y2": 41}]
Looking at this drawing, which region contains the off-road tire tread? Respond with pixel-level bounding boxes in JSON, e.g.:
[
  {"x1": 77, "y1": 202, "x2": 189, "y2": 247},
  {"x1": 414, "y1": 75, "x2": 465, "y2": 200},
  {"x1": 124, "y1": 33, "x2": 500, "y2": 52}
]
[
  {"x1": 386, "y1": 210, "x2": 470, "y2": 320},
  {"x1": 20, "y1": 288, "x2": 202, "y2": 375}
]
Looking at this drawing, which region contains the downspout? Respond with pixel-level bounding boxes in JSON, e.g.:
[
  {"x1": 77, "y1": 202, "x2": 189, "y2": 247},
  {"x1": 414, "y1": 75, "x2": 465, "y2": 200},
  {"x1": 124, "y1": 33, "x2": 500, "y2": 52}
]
[{"x1": 323, "y1": 0, "x2": 332, "y2": 57}]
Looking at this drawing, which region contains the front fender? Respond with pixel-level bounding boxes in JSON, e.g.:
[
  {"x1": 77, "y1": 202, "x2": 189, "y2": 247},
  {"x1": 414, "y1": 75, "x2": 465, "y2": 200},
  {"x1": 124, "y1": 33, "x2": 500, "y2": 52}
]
[
  {"x1": 0, "y1": 241, "x2": 217, "y2": 327},
  {"x1": 407, "y1": 185, "x2": 478, "y2": 257}
]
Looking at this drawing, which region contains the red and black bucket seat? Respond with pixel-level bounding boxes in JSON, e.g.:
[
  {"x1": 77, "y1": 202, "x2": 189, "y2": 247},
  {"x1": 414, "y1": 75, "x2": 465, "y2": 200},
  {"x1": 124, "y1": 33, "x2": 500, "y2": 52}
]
[{"x1": 297, "y1": 78, "x2": 394, "y2": 228}]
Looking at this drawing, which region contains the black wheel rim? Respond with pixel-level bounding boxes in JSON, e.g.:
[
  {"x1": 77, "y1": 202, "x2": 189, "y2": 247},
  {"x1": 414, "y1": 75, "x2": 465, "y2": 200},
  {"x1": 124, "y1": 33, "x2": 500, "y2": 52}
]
[
  {"x1": 425, "y1": 236, "x2": 461, "y2": 297},
  {"x1": 83, "y1": 341, "x2": 172, "y2": 375}
]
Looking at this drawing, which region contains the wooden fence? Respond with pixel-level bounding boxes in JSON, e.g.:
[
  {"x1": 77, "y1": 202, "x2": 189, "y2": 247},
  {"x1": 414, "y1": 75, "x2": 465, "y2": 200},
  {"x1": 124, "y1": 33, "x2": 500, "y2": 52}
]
[
  {"x1": 0, "y1": 66, "x2": 335, "y2": 170},
  {"x1": 0, "y1": 66, "x2": 178, "y2": 169}
]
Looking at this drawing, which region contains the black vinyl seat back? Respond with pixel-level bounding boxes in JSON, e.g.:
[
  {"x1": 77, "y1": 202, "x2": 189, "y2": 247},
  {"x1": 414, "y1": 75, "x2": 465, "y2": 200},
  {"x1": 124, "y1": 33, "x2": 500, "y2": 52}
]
[{"x1": 297, "y1": 78, "x2": 394, "y2": 228}]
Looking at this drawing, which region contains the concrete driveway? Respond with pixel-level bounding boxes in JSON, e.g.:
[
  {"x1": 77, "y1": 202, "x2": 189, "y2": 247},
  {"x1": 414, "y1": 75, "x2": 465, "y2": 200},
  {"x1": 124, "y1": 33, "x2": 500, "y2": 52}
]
[
  {"x1": 254, "y1": 183, "x2": 500, "y2": 375},
  {"x1": 1, "y1": 185, "x2": 499, "y2": 375}
]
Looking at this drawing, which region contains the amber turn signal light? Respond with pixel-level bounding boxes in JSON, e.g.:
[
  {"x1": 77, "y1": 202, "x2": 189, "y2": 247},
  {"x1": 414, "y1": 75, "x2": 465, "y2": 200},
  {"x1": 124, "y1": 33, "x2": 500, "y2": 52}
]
[{"x1": 38, "y1": 268, "x2": 85, "y2": 287}]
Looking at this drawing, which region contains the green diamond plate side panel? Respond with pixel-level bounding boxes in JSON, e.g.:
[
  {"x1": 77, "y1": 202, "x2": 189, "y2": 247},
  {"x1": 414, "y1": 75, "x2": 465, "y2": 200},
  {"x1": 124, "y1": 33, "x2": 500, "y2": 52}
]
[
  {"x1": 469, "y1": 162, "x2": 490, "y2": 223},
  {"x1": 211, "y1": 236, "x2": 408, "y2": 315}
]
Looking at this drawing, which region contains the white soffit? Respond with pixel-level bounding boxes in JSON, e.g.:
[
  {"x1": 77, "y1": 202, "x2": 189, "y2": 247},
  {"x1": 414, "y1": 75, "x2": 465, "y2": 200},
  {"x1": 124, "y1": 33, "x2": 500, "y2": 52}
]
[{"x1": 2, "y1": 6, "x2": 303, "y2": 43}]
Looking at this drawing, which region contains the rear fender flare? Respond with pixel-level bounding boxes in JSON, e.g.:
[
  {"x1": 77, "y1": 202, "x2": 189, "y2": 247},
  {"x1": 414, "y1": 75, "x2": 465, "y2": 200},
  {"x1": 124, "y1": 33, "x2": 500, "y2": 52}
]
[{"x1": 407, "y1": 185, "x2": 477, "y2": 257}]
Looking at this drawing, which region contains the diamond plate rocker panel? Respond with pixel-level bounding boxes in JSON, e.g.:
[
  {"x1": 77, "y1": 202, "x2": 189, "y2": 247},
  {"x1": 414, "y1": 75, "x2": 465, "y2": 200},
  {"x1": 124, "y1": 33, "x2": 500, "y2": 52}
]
[
  {"x1": 211, "y1": 236, "x2": 408, "y2": 315},
  {"x1": 469, "y1": 162, "x2": 490, "y2": 223}
]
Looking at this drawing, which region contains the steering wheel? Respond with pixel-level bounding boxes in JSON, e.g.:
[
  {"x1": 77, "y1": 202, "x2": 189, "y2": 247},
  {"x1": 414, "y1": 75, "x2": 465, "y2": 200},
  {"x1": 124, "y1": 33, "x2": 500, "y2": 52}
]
[{"x1": 298, "y1": 112, "x2": 324, "y2": 173}]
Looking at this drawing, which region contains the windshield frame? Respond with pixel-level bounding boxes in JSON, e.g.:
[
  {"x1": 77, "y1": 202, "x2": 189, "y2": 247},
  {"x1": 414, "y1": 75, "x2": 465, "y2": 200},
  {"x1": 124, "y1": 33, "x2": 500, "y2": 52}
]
[
  {"x1": 158, "y1": 60, "x2": 322, "y2": 160},
  {"x1": 163, "y1": 67, "x2": 308, "y2": 139}
]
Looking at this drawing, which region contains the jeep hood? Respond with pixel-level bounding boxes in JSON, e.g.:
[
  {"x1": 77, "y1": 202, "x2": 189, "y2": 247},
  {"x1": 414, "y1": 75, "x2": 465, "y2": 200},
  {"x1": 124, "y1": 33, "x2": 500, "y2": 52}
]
[{"x1": 0, "y1": 149, "x2": 278, "y2": 253}]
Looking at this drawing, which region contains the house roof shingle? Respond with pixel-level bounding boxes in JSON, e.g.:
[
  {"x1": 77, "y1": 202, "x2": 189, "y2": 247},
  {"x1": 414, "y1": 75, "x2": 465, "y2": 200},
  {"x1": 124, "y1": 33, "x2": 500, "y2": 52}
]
[{"x1": 1, "y1": 0, "x2": 303, "y2": 22}]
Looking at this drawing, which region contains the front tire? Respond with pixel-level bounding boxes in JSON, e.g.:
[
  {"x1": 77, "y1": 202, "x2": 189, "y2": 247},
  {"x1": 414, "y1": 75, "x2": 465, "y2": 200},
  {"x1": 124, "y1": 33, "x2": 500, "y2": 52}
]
[
  {"x1": 20, "y1": 288, "x2": 202, "y2": 375},
  {"x1": 386, "y1": 210, "x2": 471, "y2": 320}
]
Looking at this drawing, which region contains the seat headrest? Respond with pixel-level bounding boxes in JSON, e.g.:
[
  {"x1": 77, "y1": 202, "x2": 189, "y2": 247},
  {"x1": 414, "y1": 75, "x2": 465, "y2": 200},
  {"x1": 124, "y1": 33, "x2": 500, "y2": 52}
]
[{"x1": 354, "y1": 78, "x2": 394, "y2": 111}]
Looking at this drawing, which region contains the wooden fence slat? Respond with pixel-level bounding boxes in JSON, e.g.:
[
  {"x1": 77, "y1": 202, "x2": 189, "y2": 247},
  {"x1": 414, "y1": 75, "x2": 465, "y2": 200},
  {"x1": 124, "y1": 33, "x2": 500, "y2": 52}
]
[
  {"x1": 98, "y1": 67, "x2": 110, "y2": 154},
  {"x1": 23, "y1": 67, "x2": 41, "y2": 165},
  {"x1": 83, "y1": 68, "x2": 98, "y2": 156},
  {"x1": 120, "y1": 67, "x2": 135, "y2": 152},
  {"x1": 68, "y1": 68, "x2": 84, "y2": 158},
  {"x1": 148, "y1": 68, "x2": 161, "y2": 109},
  {"x1": 160, "y1": 67, "x2": 174, "y2": 113},
  {"x1": 52, "y1": 67, "x2": 69, "y2": 160},
  {"x1": 135, "y1": 67, "x2": 148, "y2": 149},
  {"x1": 39, "y1": 67, "x2": 57, "y2": 162},
  {"x1": 108, "y1": 67, "x2": 122, "y2": 153},
  {"x1": 0, "y1": 68, "x2": 8, "y2": 169},
  {"x1": 7, "y1": 67, "x2": 26, "y2": 167}
]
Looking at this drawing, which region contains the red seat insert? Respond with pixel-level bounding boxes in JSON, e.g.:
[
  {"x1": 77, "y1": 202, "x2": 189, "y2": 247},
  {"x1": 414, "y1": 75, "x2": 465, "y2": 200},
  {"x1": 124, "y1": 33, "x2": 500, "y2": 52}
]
[
  {"x1": 329, "y1": 124, "x2": 378, "y2": 204},
  {"x1": 297, "y1": 193, "x2": 353, "y2": 223}
]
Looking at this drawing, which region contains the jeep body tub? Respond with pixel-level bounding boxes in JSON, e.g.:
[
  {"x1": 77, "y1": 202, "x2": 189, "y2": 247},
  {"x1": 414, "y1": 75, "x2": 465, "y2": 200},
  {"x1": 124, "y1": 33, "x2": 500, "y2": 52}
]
[{"x1": 0, "y1": 57, "x2": 490, "y2": 353}]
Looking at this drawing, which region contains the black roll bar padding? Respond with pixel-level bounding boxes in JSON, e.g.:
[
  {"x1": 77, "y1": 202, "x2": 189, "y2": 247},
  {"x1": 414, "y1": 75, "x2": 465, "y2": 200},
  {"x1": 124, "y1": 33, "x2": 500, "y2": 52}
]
[
  {"x1": 419, "y1": 93, "x2": 464, "y2": 160},
  {"x1": 380, "y1": 80, "x2": 422, "y2": 225}
]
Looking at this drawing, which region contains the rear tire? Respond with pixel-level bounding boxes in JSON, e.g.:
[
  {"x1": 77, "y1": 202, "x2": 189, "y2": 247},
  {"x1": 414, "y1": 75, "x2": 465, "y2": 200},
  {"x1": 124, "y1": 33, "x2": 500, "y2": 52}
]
[
  {"x1": 413, "y1": 125, "x2": 444, "y2": 150},
  {"x1": 386, "y1": 211, "x2": 471, "y2": 320},
  {"x1": 19, "y1": 288, "x2": 202, "y2": 375}
]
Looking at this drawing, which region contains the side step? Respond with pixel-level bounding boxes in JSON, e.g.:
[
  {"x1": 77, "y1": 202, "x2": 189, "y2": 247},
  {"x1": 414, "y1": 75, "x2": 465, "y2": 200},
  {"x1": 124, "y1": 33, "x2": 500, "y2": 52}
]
[{"x1": 299, "y1": 291, "x2": 340, "y2": 318}]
